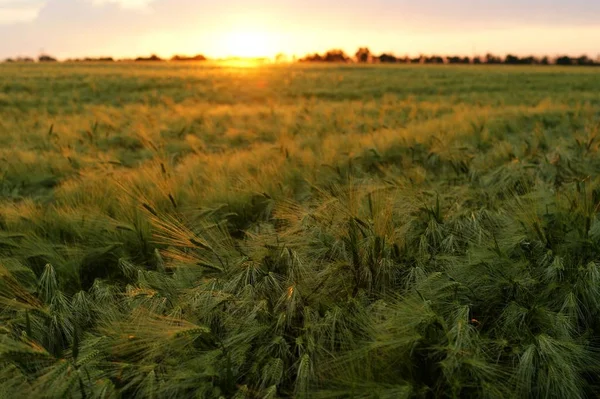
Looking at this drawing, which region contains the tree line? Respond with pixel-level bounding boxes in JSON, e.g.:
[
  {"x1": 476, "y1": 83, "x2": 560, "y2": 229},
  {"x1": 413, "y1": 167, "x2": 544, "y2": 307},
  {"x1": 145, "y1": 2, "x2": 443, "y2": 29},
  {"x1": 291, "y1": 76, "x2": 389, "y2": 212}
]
[
  {"x1": 300, "y1": 47, "x2": 600, "y2": 66},
  {"x1": 3, "y1": 48, "x2": 599, "y2": 66},
  {"x1": 2, "y1": 54, "x2": 207, "y2": 63}
]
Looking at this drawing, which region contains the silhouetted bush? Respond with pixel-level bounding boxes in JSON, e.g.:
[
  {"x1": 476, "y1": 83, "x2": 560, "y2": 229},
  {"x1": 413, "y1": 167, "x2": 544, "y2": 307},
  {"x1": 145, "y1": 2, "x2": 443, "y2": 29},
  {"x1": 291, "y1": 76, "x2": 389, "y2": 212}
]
[
  {"x1": 425, "y1": 55, "x2": 445, "y2": 64},
  {"x1": 501, "y1": 55, "x2": 539, "y2": 65},
  {"x1": 299, "y1": 49, "x2": 350, "y2": 63},
  {"x1": 4, "y1": 58, "x2": 14, "y2": 63},
  {"x1": 576, "y1": 55, "x2": 594, "y2": 66},
  {"x1": 299, "y1": 53, "x2": 323, "y2": 62},
  {"x1": 521, "y1": 56, "x2": 539, "y2": 65},
  {"x1": 555, "y1": 56, "x2": 573, "y2": 65},
  {"x1": 377, "y1": 53, "x2": 398, "y2": 63},
  {"x1": 355, "y1": 47, "x2": 372, "y2": 63},
  {"x1": 447, "y1": 56, "x2": 470, "y2": 64},
  {"x1": 135, "y1": 54, "x2": 164, "y2": 62},
  {"x1": 38, "y1": 54, "x2": 57, "y2": 62},
  {"x1": 504, "y1": 54, "x2": 520, "y2": 64},
  {"x1": 485, "y1": 53, "x2": 503, "y2": 64},
  {"x1": 66, "y1": 57, "x2": 115, "y2": 62},
  {"x1": 170, "y1": 54, "x2": 207, "y2": 61},
  {"x1": 323, "y1": 49, "x2": 351, "y2": 63},
  {"x1": 87, "y1": 57, "x2": 114, "y2": 62}
]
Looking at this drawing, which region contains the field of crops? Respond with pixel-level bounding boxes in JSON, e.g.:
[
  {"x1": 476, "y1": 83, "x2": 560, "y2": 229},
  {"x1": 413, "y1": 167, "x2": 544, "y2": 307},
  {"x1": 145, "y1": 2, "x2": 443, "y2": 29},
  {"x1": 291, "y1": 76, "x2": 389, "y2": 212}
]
[{"x1": 1, "y1": 62, "x2": 600, "y2": 398}]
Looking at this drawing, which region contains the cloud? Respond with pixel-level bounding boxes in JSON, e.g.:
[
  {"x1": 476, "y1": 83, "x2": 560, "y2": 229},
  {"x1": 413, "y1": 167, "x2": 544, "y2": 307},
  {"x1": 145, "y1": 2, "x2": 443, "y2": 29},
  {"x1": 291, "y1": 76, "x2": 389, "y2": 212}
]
[
  {"x1": 88, "y1": 0, "x2": 153, "y2": 9},
  {"x1": 0, "y1": 0, "x2": 45, "y2": 24},
  {"x1": 0, "y1": 0, "x2": 224, "y2": 58}
]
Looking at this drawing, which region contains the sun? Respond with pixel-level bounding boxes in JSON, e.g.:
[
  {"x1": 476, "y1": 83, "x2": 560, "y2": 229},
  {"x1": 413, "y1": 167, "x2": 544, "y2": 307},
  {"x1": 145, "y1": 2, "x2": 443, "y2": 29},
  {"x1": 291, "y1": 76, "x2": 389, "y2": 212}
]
[{"x1": 222, "y1": 31, "x2": 275, "y2": 58}]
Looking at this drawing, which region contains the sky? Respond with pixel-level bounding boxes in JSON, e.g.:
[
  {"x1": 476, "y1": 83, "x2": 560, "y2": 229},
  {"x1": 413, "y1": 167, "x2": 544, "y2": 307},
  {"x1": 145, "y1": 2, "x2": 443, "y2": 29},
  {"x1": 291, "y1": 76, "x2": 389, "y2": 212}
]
[{"x1": 0, "y1": 0, "x2": 599, "y2": 59}]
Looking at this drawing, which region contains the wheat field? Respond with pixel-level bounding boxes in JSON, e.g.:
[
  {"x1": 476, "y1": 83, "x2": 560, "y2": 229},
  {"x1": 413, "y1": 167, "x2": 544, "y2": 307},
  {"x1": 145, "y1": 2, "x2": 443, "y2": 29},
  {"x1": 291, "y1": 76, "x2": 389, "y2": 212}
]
[{"x1": 1, "y1": 62, "x2": 600, "y2": 398}]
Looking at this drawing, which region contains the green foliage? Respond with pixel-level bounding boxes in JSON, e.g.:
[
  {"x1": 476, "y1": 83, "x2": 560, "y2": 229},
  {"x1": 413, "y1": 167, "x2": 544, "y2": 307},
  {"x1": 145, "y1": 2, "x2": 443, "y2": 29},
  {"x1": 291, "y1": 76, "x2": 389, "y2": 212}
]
[{"x1": 1, "y1": 63, "x2": 600, "y2": 397}]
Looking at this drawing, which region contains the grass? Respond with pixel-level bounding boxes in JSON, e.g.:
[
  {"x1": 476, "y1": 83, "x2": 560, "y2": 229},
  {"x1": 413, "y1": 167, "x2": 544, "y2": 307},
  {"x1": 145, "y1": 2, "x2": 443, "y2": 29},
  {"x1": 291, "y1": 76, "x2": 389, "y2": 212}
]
[{"x1": 1, "y1": 62, "x2": 600, "y2": 398}]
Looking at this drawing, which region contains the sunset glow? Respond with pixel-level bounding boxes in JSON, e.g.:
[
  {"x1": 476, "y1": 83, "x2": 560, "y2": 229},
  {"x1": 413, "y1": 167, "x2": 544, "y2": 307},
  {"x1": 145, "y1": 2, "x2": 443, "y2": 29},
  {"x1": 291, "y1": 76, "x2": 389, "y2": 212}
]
[
  {"x1": 220, "y1": 30, "x2": 276, "y2": 58},
  {"x1": 1, "y1": 1, "x2": 600, "y2": 60}
]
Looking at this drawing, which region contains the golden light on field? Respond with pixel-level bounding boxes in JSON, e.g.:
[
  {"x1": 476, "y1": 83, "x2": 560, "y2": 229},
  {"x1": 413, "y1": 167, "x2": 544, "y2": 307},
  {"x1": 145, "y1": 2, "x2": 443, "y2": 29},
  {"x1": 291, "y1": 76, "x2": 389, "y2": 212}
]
[{"x1": 221, "y1": 30, "x2": 276, "y2": 58}]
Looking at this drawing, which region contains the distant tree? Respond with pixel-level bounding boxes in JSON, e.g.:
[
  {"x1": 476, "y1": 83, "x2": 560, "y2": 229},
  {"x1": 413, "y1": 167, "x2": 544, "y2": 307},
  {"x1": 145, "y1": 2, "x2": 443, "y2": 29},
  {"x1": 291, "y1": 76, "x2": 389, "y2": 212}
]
[
  {"x1": 447, "y1": 56, "x2": 469, "y2": 64},
  {"x1": 485, "y1": 53, "x2": 502, "y2": 64},
  {"x1": 323, "y1": 49, "x2": 351, "y2": 63},
  {"x1": 38, "y1": 54, "x2": 57, "y2": 62},
  {"x1": 540, "y1": 56, "x2": 550, "y2": 65},
  {"x1": 4, "y1": 58, "x2": 14, "y2": 63},
  {"x1": 170, "y1": 54, "x2": 207, "y2": 61},
  {"x1": 504, "y1": 54, "x2": 520, "y2": 65},
  {"x1": 377, "y1": 53, "x2": 397, "y2": 63},
  {"x1": 15, "y1": 57, "x2": 35, "y2": 63},
  {"x1": 355, "y1": 47, "x2": 372, "y2": 63},
  {"x1": 555, "y1": 56, "x2": 573, "y2": 65},
  {"x1": 521, "y1": 55, "x2": 539, "y2": 65},
  {"x1": 135, "y1": 54, "x2": 163, "y2": 62},
  {"x1": 425, "y1": 55, "x2": 445, "y2": 64},
  {"x1": 299, "y1": 53, "x2": 323, "y2": 62},
  {"x1": 72, "y1": 57, "x2": 115, "y2": 62},
  {"x1": 575, "y1": 55, "x2": 593, "y2": 66},
  {"x1": 472, "y1": 56, "x2": 482, "y2": 64}
]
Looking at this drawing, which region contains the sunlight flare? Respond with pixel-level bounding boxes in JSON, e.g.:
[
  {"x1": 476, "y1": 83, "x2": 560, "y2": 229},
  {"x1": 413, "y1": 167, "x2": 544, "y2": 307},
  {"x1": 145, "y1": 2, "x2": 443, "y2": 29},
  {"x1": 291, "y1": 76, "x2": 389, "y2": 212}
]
[{"x1": 221, "y1": 30, "x2": 276, "y2": 58}]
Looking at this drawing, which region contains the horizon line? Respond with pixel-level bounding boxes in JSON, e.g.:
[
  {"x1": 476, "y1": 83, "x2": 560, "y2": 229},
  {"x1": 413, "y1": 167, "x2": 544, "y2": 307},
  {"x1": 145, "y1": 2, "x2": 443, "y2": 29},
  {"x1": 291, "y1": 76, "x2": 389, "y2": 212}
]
[{"x1": 4, "y1": 48, "x2": 600, "y2": 63}]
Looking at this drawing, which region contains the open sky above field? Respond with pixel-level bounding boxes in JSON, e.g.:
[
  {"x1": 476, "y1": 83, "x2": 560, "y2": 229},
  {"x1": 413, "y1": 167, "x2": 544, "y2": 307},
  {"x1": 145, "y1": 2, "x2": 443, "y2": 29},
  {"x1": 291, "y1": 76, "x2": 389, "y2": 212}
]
[{"x1": 0, "y1": 0, "x2": 599, "y2": 59}]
